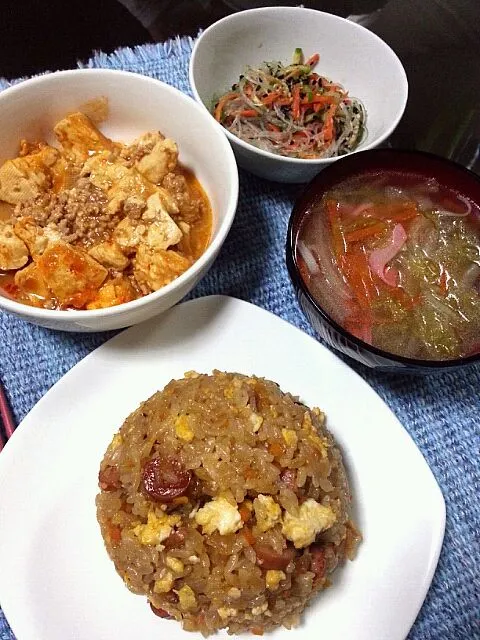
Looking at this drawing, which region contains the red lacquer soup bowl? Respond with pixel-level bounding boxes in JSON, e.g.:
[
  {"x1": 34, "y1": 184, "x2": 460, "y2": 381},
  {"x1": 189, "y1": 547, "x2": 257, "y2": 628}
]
[{"x1": 286, "y1": 149, "x2": 480, "y2": 373}]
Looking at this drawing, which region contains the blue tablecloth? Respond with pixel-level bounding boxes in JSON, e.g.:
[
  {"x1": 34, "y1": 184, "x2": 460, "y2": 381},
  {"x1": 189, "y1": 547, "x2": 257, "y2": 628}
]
[{"x1": 0, "y1": 37, "x2": 479, "y2": 640}]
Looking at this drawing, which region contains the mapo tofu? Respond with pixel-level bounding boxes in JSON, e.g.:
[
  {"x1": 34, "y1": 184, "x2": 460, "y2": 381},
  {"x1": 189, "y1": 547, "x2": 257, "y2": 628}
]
[{"x1": 0, "y1": 108, "x2": 212, "y2": 310}]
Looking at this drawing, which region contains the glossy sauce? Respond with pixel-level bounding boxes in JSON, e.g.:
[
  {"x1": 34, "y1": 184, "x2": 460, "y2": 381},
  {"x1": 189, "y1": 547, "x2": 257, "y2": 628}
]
[{"x1": 0, "y1": 162, "x2": 212, "y2": 310}]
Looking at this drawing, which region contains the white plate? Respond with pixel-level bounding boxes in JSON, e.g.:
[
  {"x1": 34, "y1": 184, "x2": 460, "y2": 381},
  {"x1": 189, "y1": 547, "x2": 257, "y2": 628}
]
[{"x1": 0, "y1": 295, "x2": 445, "y2": 640}]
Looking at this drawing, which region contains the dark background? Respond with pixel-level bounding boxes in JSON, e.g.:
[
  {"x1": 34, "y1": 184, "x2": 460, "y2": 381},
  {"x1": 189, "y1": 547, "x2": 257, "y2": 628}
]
[{"x1": 0, "y1": 0, "x2": 479, "y2": 170}]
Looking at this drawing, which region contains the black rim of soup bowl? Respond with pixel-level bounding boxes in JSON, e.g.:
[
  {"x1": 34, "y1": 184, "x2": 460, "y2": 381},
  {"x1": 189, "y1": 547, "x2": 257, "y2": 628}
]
[{"x1": 286, "y1": 148, "x2": 480, "y2": 372}]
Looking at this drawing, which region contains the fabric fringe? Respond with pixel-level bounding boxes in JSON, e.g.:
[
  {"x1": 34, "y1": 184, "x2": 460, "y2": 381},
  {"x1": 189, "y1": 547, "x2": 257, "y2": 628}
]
[{"x1": 0, "y1": 34, "x2": 196, "y2": 90}]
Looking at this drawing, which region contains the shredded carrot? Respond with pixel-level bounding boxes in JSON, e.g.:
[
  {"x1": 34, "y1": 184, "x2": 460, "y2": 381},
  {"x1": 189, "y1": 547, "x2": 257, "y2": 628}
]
[
  {"x1": 251, "y1": 627, "x2": 264, "y2": 636},
  {"x1": 300, "y1": 95, "x2": 335, "y2": 106},
  {"x1": 261, "y1": 92, "x2": 281, "y2": 106},
  {"x1": 345, "y1": 221, "x2": 387, "y2": 243},
  {"x1": 292, "y1": 85, "x2": 301, "y2": 120},
  {"x1": 266, "y1": 123, "x2": 281, "y2": 133},
  {"x1": 239, "y1": 504, "x2": 252, "y2": 522},
  {"x1": 212, "y1": 48, "x2": 365, "y2": 159},
  {"x1": 214, "y1": 92, "x2": 237, "y2": 122},
  {"x1": 268, "y1": 442, "x2": 285, "y2": 458},
  {"x1": 243, "y1": 526, "x2": 256, "y2": 546},
  {"x1": 371, "y1": 202, "x2": 418, "y2": 222},
  {"x1": 387, "y1": 208, "x2": 419, "y2": 223},
  {"x1": 306, "y1": 53, "x2": 320, "y2": 67},
  {"x1": 342, "y1": 248, "x2": 376, "y2": 310},
  {"x1": 403, "y1": 292, "x2": 423, "y2": 309},
  {"x1": 322, "y1": 104, "x2": 337, "y2": 143},
  {"x1": 107, "y1": 522, "x2": 122, "y2": 545}
]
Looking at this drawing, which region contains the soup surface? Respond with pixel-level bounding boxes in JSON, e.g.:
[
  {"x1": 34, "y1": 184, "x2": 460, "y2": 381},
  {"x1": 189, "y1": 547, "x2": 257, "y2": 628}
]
[
  {"x1": 297, "y1": 171, "x2": 480, "y2": 361},
  {"x1": 0, "y1": 108, "x2": 212, "y2": 310}
]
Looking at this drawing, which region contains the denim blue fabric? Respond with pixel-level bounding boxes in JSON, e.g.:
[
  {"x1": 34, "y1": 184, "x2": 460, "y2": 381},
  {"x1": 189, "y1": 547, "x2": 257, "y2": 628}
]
[{"x1": 0, "y1": 37, "x2": 479, "y2": 640}]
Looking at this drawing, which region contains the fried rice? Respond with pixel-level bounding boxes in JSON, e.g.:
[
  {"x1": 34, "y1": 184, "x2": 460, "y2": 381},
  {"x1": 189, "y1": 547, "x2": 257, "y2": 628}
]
[{"x1": 96, "y1": 371, "x2": 360, "y2": 635}]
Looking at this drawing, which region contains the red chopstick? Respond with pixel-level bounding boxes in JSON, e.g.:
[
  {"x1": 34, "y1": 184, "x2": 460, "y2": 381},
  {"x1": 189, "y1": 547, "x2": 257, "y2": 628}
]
[{"x1": 0, "y1": 380, "x2": 15, "y2": 443}]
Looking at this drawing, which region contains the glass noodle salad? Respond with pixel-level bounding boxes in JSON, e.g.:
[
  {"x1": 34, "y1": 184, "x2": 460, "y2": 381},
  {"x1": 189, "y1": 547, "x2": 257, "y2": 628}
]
[{"x1": 213, "y1": 48, "x2": 366, "y2": 160}]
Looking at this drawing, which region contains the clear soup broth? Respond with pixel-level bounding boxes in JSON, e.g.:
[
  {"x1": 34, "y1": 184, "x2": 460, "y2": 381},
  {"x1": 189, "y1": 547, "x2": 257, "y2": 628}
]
[{"x1": 297, "y1": 171, "x2": 480, "y2": 361}]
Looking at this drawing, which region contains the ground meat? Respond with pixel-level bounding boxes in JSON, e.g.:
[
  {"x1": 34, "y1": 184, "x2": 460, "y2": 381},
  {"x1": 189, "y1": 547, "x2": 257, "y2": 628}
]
[
  {"x1": 162, "y1": 172, "x2": 203, "y2": 223},
  {"x1": 120, "y1": 135, "x2": 161, "y2": 167},
  {"x1": 14, "y1": 178, "x2": 117, "y2": 247},
  {"x1": 122, "y1": 196, "x2": 145, "y2": 220}
]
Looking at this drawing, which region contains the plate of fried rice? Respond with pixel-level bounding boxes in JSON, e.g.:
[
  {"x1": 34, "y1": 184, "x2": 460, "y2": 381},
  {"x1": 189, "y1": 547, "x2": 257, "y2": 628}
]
[{"x1": 0, "y1": 295, "x2": 445, "y2": 640}]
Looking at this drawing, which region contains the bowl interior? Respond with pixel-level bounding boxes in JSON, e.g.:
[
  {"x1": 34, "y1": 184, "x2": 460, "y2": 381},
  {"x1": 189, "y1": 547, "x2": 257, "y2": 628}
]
[
  {"x1": 0, "y1": 70, "x2": 238, "y2": 322},
  {"x1": 191, "y1": 7, "x2": 408, "y2": 153},
  {"x1": 288, "y1": 149, "x2": 480, "y2": 368},
  {"x1": 0, "y1": 70, "x2": 234, "y2": 237}
]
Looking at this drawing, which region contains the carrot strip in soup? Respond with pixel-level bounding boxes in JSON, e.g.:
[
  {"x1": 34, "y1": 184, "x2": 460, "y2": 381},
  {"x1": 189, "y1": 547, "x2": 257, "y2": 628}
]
[
  {"x1": 345, "y1": 221, "x2": 386, "y2": 243},
  {"x1": 240, "y1": 109, "x2": 259, "y2": 117},
  {"x1": 341, "y1": 245, "x2": 377, "y2": 310},
  {"x1": 325, "y1": 199, "x2": 346, "y2": 264}
]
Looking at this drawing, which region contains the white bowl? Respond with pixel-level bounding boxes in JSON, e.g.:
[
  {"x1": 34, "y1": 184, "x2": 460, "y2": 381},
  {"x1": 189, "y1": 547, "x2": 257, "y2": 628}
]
[
  {"x1": 189, "y1": 6, "x2": 408, "y2": 183},
  {"x1": 0, "y1": 69, "x2": 238, "y2": 332}
]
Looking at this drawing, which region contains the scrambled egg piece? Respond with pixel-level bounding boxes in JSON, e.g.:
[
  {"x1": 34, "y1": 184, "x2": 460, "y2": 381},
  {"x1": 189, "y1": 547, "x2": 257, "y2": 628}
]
[
  {"x1": 175, "y1": 585, "x2": 197, "y2": 611},
  {"x1": 218, "y1": 607, "x2": 238, "y2": 620},
  {"x1": 108, "y1": 433, "x2": 123, "y2": 450},
  {"x1": 249, "y1": 412, "x2": 264, "y2": 433},
  {"x1": 133, "y1": 510, "x2": 181, "y2": 546},
  {"x1": 175, "y1": 415, "x2": 194, "y2": 442},
  {"x1": 308, "y1": 434, "x2": 328, "y2": 458},
  {"x1": 282, "y1": 429, "x2": 298, "y2": 448},
  {"x1": 154, "y1": 570, "x2": 174, "y2": 593},
  {"x1": 166, "y1": 556, "x2": 184, "y2": 574},
  {"x1": 253, "y1": 495, "x2": 282, "y2": 533},
  {"x1": 195, "y1": 496, "x2": 243, "y2": 535},
  {"x1": 251, "y1": 603, "x2": 268, "y2": 616},
  {"x1": 302, "y1": 412, "x2": 328, "y2": 457},
  {"x1": 0, "y1": 222, "x2": 29, "y2": 270},
  {"x1": 282, "y1": 499, "x2": 336, "y2": 548},
  {"x1": 266, "y1": 570, "x2": 286, "y2": 591}
]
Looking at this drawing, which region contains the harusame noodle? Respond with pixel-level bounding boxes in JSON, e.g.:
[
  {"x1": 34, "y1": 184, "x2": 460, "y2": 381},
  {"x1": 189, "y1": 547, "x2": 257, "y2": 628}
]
[{"x1": 213, "y1": 49, "x2": 366, "y2": 160}]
